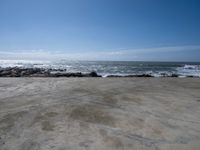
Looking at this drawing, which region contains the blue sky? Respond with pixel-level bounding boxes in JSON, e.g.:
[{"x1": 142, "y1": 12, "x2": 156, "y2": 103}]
[{"x1": 0, "y1": 0, "x2": 200, "y2": 61}]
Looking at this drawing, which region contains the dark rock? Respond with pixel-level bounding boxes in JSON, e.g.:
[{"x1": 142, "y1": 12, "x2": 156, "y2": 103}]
[
  {"x1": 133, "y1": 74, "x2": 153, "y2": 77},
  {"x1": 107, "y1": 75, "x2": 122, "y2": 77},
  {"x1": 73, "y1": 72, "x2": 83, "y2": 77},
  {"x1": 20, "y1": 71, "x2": 28, "y2": 76},
  {"x1": 88, "y1": 71, "x2": 101, "y2": 77},
  {"x1": 27, "y1": 68, "x2": 41, "y2": 74},
  {"x1": 107, "y1": 74, "x2": 153, "y2": 77},
  {"x1": 171, "y1": 74, "x2": 179, "y2": 77},
  {"x1": 49, "y1": 72, "x2": 83, "y2": 77},
  {"x1": 186, "y1": 75, "x2": 198, "y2": 78},
  {"x1": 10, "y1": 68, "x2": 21, "y2": 77},
  {"x1": 0, "y1": 70, "x2": 11, "y2": 76}
]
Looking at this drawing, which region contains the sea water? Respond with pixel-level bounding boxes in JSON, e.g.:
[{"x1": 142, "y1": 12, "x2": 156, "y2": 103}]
[{"x1": 0, "y1": 60, "x2": 200, "y2": 77}]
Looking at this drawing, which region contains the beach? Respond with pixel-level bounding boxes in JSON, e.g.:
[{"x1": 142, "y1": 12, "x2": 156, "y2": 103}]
[{"x1": 0, "y1": 78, "x2": 200, "y2": 150}]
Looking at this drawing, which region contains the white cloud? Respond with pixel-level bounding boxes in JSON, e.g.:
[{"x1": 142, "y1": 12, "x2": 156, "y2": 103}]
[
  {"x1": 106, "y1": 45, "x2": 200, "y2": 54},
  {"x1": 0, "y1": 45, "x2": 199, "y2": 61}
]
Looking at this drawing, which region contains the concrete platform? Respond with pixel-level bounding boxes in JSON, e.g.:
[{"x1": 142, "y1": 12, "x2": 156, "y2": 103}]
[{"x1": 0, "y1": 78, "x2": 200, "y2": 150}]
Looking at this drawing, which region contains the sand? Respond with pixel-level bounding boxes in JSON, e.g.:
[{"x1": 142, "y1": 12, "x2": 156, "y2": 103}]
[{"x1": 0, "y1": 78, "x2": 200, "y2": 150}]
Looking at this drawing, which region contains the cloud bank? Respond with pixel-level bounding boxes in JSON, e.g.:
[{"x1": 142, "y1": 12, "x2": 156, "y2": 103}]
[{"x1": 0, "y1": 45, "x2": 200, "y2": 61}]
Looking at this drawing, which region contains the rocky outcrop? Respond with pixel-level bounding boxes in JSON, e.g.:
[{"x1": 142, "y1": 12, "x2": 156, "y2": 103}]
[
  {"x1": 107, "y1": 74, "x2": 153, "y2": 77},
  {"x1": 0, "y1": 67, "x2": 101, "y2": 77},
  {"x1": 0, "y1": 67, "x2": 197, "y2": 77}
]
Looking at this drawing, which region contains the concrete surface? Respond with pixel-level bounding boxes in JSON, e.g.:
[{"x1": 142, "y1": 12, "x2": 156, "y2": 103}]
[{"x1": 0, "y1": 78, "x2": 200, "y2": 150}]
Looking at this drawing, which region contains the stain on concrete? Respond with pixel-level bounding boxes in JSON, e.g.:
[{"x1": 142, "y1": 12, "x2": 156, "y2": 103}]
[
  {"x1": 19, "y1": 139, "x2": 40, "y2": 150},
  {"x1": 31, "y1": 111, "x2": 58, "y2": 131},
  {"x1": 102, "y1": 93, "x2": 118, "y2": 105},
  {"x1": 70, "y1": 104, "x2": 115, "y2": 126},
  {"x1": 99, "y1": 129, "x2": 108, "y2": 137},
  {"x1": 0, "y1": 111, "x2": 27, "y2": 134},
  {"x1": 120, "y1": 94, "x2": 143, "y2": 105},
  {"x1": 79, "y1": 140, "x2": 94, "y2": 149},
  {"x1": 104, "y1": 136, "x2": 124, "y2": 150},
  {"x1": 41, "y1": 120, "x2": 55, "y2": 131}
]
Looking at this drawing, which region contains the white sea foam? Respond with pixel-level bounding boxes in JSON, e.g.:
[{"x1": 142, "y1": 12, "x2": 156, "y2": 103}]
[
  {"x1": 183, "y1": 64, "x2": 196, "y2": 69},
  {"x1": 176, "y1": 64, "x2": 200, "y2": 77},
  {"x1": 0, "y1": 60, "x2": 50, "y2": 68}
]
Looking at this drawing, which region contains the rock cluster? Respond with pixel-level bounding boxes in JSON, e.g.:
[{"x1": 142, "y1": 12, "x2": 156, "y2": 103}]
[
  {"x1": 0, "y1": 67, "x2": 101, "y2": 77},
  {"x1": 0, "y1": 67, "x2": 197, "y2": 77},
  {"x1": 106, "y1": 74, "x2": 153, "y2": 77}
]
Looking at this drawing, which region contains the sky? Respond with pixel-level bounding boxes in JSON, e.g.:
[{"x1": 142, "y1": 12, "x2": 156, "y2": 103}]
[{"x1": 0, "y1": 0, "x2": 200, "y2": 61}]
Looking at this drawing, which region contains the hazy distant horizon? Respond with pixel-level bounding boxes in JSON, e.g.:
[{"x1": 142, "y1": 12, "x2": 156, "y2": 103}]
[{"x1": 0, "y1": 45, "x2": 200, "y2": 62}]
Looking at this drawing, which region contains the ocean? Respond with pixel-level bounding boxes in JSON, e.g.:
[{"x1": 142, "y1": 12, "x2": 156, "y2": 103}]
[{"x1": 0, "y1": 60, "x2": 200, "y2": 77}]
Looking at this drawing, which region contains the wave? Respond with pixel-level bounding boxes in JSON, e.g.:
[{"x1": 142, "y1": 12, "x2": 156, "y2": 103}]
[
  {"x1": 176, "y1": 64, "x2": 200, "y2": 77},
  {"x1": 101, "y1": 72, "x2": 180, "y2": 78},
  {"x1": 0, "y1": 60, "x2": 200, "y2": 77}
]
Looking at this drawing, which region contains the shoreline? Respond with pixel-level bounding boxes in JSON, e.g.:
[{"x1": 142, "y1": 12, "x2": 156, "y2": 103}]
[{"x1": 0, "y1": 67, "x2": 199, "y2": 78}]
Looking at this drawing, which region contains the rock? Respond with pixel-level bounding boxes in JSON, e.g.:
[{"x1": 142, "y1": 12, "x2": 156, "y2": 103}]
[
  {"x1": 107, "y1": 74, "x2": 153, "y2": 77},
  {"x1": 127, "y1": 74, "x2": 153, "y2": 77},
  {"x1": 20, "y1": 71, "x2": 28, "y2": 76},
  {"x1": 171, "y1": 74, "x2": 179, "y2": 77},
  {"x1": 107, "y1": 75, "x2": 122, "y2": 77},
  {"x1": 10, "y1": 68, "x2": 21, "y2": 77},
  {"x1": 73, "y1": 72, "x2": 83, "y2": 77},
  {"x1": 49, "y1": 72, "x2": 83, "y2": 77},
  {"x1": 0, "y1": 70, "x2": 11, "y2": 76},
  {"x1": 88, "y1": 71, "x2": 100, "y2": 77},
  {"x1": 186, "y1": 75, "x2": 195, "y2": 78},
  {"x1": 27, "y1": 68, "x2": 41, "y2": 74}
]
